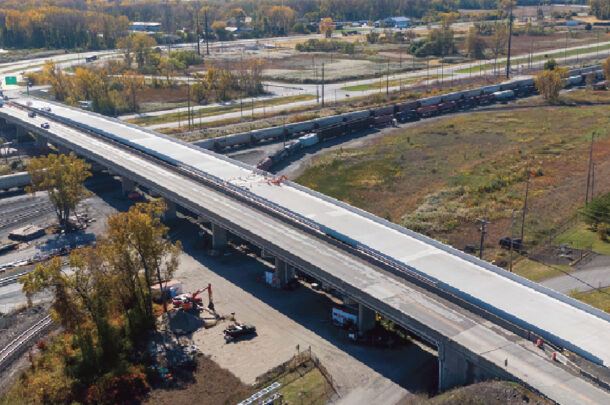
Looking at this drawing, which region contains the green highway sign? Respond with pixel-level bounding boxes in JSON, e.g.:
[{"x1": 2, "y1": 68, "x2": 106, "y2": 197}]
[{"x1": 5, "y1": 76, "x2": 17, "y2": 85}]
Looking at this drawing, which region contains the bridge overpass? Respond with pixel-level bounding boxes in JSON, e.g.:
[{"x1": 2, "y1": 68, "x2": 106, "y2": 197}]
[{"x1": 1, "y1": 98, "x2": 610, "y2": 404}]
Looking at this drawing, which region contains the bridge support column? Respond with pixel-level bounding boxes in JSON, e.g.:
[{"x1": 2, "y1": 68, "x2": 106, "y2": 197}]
[
  {"x1": 163, "y1": 200, "x2": 177, "y2": 220},
  {"x1": 212, "y1": 223, "x2": 228, "y2": 250},
  {"x1": 89, "y1": 161, "x2": 105, "y2": 172},
  {"x1": 121, "y1": 176, "x2": 136, "y2": 196},
  {"x1": 438, "y1": 342, "x2": 491, "y2": 392},
  {"x1": 15, "y1": 126, "x2": 28, "y2": 140},
  {"x1": 57, "y1": 144, "x2": 70, "y2": 155},
  {"x1": 274, "y1": 258, "x2": 295, "y2": 288},
  {"x1": 358, "y1": 304, "x2": 376, "y2": 336},
  {"x1": 34, "y1": 133, "x2": 47, "y2": 148}
]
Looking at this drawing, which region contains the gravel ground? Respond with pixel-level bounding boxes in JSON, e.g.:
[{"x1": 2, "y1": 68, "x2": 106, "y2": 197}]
[{"x1": 174, "y1": 230, "x2": 439, "y2": 404}]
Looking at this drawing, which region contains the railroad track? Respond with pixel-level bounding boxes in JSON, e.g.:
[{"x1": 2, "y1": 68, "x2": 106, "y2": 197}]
[
  {"x1": 0, "y1": 271, "x2": 27, "y2": 287},
  {"x1": 0, "y1": 201, "x2": 54, "y2": 230},
  {"x1": 0, "y1": 315, "x2": 53, "y2": 370}
]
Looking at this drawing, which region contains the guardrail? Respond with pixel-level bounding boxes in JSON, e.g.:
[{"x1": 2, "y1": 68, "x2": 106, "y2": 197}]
[{"x1": 9, "y1": 99, "x2": 608, "y2": 368}]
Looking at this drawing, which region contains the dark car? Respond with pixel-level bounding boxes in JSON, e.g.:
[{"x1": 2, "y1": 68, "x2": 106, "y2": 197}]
[
  {"x1": 28, "y1": 111, "x2": 36, "y2": 118},
  {"x1": 499, "y1": 237, "x2": 522, "y2": 251},
  {"x1": 224, "y1": 324, "x2": 256, "y2": 341},
  {"x1": 40, "y1": 122, "x2": 50, "y2": 129}
]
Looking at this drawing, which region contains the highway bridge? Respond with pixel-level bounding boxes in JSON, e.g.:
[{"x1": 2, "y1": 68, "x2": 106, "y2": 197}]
[{"x1": 1, "y1": 98, "x2": 610, "y2": 404}]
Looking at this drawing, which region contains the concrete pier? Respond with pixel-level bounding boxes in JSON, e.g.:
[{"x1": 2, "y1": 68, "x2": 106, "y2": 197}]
[{"x1": 212, "y1": 223, "x2": 228, "y2": 249}]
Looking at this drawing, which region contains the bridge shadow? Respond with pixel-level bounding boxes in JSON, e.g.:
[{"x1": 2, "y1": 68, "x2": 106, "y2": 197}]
[
  {"x1": 172, "y1": 220, "x2": 440, "y2": 395},
  {"x1": 81, "y1": 171, "x2": 440, "y2": 395}
]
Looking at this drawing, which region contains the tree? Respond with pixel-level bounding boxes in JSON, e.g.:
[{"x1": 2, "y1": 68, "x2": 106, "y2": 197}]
[
  {"x1": 490, "y1": 23, "x2": 508, "y2": 73},
  {"x1": 319, "y1": 18, "x2": 335, "y2": 38},
  {"x1": 465, "y1": 28, "x2": 487, "y2": 59},
  {"x1": 228, "y1": 8, "x2": 247, "y2": 28},
  {"x1": 544, "y1": 58, "x2": 558, "y2": 71},
  {"x1": 590, "y1": 0, "x2": 610, "y2": 20},
  {"x1": 212, "y1": 21, "x2": 231, "y2": 41},
  {"x1": 121, "y1": 71, "x2": 145, "y2": 112},
  {"x1": 266, "y1": 5, "x2": 296, "y2": 35},
  {"x1": 602, "y1": 56, "x2": 610, "y2": 84},
  {"x1": 104, "y1": 199, "x2": 181, "y2": 315},
  {"x1": 535, "y1": 67, "x2": 567, "y2": 104},
  {"x1": 26, "y1": 154, "x2": 92, "y2": 230}
]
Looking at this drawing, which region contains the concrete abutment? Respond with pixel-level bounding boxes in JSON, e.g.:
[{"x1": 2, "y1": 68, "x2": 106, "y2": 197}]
[{"x1": 212, "y1": 223, "x2": 228, "y2": 250}]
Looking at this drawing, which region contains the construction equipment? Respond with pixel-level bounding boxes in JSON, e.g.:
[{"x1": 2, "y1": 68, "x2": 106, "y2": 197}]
[{"x1": 172, "y1": 283, "x2": 214, "y2": 311}]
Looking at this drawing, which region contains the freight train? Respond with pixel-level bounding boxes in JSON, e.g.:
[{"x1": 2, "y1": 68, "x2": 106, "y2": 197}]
[{"x1": 200, "y1": 67, "x2": 603, "y2": 172}]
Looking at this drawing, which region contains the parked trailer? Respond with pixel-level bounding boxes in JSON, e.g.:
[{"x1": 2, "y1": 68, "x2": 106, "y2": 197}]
[{"x1": 0, "y1": 172, "x2": 31, "y2": 191}]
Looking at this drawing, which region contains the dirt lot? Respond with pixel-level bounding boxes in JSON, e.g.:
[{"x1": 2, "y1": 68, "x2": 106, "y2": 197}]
[{"x1": 170, "y1": 226, "x2": 439, "y2": 404}]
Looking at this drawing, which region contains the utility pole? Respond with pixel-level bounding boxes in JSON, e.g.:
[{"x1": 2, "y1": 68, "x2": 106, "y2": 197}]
[
  {"x1": 521, "y1": 171, "x2": 531, "y2": 240},
  {"x1": 187, "y1": 74, "x2": 191, "y2": 130},
  {"x1": 478, "y1": 219, "x2": 489, "y2": 260},
  {"x1": 585, "y1": 132, "x2": 595, "y2": 205},
  {"x1": 564, "y1": 30, "x2": 569, "y2": 64},
  {"x1": 386, "y1": 58, "x2": 390, "y2": 95},
  {"x1": 204, "y1": 10, "x2": 210, "y2": 56},
  {"x1": 321, "y1": 63, "x2": 325, "y2": 108},
  {"x1": 591, "y1": 162, "x2": 597, "y2": 201},
  {"x1": 506, "y1": 4, "x2": 514, "y2": 79},
  {"x1": 195, "y1": 2, "x2": 201, "y2": 56}
]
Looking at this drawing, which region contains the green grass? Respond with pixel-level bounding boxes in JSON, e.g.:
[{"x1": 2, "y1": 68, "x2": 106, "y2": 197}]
[
  {"x1": 512, "y1": 257, "x2": 572, "y2": 282},
  {"x1": 296, "y1": 91, "x2": 610, "y2": 250},
  {"x1": 570, "y1": 287, "x2": 610, "y2": 313},
  {"x1": 127, "y1": 94, "x2": 316, "y2": 126},
  {"x1": 278, "y1": 366, "x2": 332, "y2": 405},
  {"x1": 554, "y1": 222, "x2": 610, "y2": 255},
  {"x1": 455, "y1": 42, "x2": 610, "y2": 74}
]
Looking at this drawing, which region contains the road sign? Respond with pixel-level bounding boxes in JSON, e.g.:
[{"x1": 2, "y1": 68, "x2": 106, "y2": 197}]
[{"x1": 5, "y1": 76, "x2": 17, "y2": 85}]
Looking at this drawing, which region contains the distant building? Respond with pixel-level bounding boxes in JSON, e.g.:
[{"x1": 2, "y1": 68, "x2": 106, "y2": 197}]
[
  {"x1": 375, "y1": 16, "x2": 411, "y2": 29},
  {"x1": 130, "y1": 22, "x2": 161, "y2": 33}
]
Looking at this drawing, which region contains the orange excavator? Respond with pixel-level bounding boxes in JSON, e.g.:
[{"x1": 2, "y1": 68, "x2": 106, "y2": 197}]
[{"x1": 172, "y1": 283, "x2": 214, "y2": 311}]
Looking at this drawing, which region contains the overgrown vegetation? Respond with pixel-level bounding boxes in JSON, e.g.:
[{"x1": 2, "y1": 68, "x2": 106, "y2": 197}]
[
  {"x1": 8, "y1": 199, "x2": 182, "y2": 404},
  {"x1": 296, "y1": 38, "x2": 355, "y2": 54},
  {"x1": 296, "y1": 91, "x2": 610, "y2": 256}
]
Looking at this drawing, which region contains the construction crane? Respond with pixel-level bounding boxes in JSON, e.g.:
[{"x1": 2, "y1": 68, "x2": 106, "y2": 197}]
[{"x1": 172, "y1": 283, "x2": 214, "y2": 311}]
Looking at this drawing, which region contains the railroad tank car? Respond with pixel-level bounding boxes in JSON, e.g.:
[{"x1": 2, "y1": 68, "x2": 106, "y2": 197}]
[
  {"x1": 418, "y1": 96, "x2": 442, "y2": 107},
  {"x1": 493, "y1": 90, "x2": 515, "y2": 101},
  {"x1": 441, "y1": 92, "x2": 463, "y2": 102},
  {"x1": 396, "y1": 101, "x2": 420, "y2": 112},
  {"x1": 373, "y1": 105, "x2": 396, "y2": 117},
  {"x1": 481, "y1": 85, "x2": 501, "y2": 94},
  {"x1": 314, "y1": 115, "x2": 346, "y2": 128},
  {"x1": 569, "y1": 75, "x2": 584, "y2": 86}
]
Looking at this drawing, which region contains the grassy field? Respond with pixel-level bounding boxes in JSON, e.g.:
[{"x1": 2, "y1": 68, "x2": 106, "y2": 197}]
[
  {"x1": 127, "y1": 94, "x2": 315, "y2": 126},
  {"x1": 296, "y1": 90, "x2": 610, "y2": 264},
  {"x1": 341, "y1": 74, "x2": 449, "y2": 92},
  {"x1": 455, "y1": 42, "x2": 610, "y2": 74},
  {"x1": 570, "y1": 287, "x2": 610, "y2": 313},
  {"x1": 275, "y1": 362, "x2": 333, "y2": 405},
  {"x1": 554, "y1": 222, "x2": 610, "y2": 255},
  {"x1": 512, "y1": 257, "x2": 572, "y2": 282}
]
